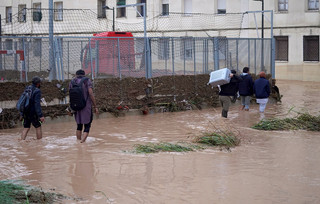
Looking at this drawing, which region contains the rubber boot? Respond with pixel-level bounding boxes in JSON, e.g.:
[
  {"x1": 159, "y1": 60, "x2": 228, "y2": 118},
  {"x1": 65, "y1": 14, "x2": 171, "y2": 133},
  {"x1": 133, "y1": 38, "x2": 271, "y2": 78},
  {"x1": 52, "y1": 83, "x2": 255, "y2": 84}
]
[{"x1": 222, "y1": 110, "x2": 228, "y2": 118}]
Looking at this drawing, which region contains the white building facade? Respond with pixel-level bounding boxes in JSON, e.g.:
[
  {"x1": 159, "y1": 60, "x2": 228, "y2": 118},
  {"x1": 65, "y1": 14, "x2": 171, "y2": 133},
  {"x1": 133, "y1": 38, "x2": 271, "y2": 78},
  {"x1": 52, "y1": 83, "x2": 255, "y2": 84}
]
[{"x1": 0, "y1": 0, "x2": 319, "y2": 81}]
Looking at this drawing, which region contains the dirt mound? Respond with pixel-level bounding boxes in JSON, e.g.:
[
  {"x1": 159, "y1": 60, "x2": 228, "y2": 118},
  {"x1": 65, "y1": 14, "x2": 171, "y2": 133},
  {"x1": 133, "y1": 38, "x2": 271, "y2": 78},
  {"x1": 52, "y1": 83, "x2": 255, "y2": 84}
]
[{"x1": 0, "y1": 74, "x2": 277, "y2": 129}]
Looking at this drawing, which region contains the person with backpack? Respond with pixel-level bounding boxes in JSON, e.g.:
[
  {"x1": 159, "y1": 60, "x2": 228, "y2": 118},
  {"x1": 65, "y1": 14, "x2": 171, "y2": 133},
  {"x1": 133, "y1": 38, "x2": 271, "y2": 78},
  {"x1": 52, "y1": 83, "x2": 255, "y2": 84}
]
[
  {"x1": 20, "y1": 76, "x2": 45, "y2": 140},
  {"x1": 239, "y1": 67, "x2": 254, "y2": 111},
  {"x1": 69, "y1": 69, "x2": 99, "y2": 143}
]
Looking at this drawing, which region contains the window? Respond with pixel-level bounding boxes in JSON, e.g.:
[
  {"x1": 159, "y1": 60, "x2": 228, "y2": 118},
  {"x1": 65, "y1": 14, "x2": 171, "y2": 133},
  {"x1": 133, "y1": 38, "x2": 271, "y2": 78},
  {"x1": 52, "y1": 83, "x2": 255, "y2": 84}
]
[
  {"x1": 308, "y1": 0, "x2": 319, "y2": 10},
  {"x1": 54, "y1": 2, "x2": 63, "y2": 21},
  {"x1": 117, "y1": 0, "x2": 126, "y2": 18},
  {"x1": 275, "y1": 36, "x2": 288, "y2": 61},
  {"x1": 18, "y1": 4, "x2": 27, "y2": 22},
  {"x1": 158, "y1": 38, "x2": 170, "y2": 60},
  {"x1": 33, "y1": 39, "x2": 42, "y2": 57},
  {"x1": 303, "y1": 36, "x2": 319, "y2": 61},
  {"x1": 217, "y1": 0, "x2": 226, "y2": 14},
  {"x1": 97, "y1": 0, "x2": 106, "y2": 18},
  {"x1": 5, "y1": 39, "x2": 13, "y2": 50},
  {"x1": 184, "y1": 0, "x2": 192, "y2": 14},
  {"x1": 162, "y1": 0, "x2": 169, "y2": 16},
  {"x1": 180, "y1": 37, "x2": 193, "y2": 60},
  {"x1": 33, "y1": 3, "x2": 42, "y2": 22},
  {"x1": 278, "y1": 0, "x2": 288, "y2": 11},
  {"x1": 137, "y1": 0, "x2": 147, "y2": 17},
  {"x1": 6, "y1": 7, "x2": 12, "y2": 23}
]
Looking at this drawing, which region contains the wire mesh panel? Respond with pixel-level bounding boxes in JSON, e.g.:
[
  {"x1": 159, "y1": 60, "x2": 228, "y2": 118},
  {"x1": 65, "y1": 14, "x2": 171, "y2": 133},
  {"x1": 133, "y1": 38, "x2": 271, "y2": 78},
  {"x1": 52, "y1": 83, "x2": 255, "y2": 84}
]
[
  {"x1": 0, "y1": 36, "x2": 273, "y2": 82},
  {"x1": 224, "y1": 38, "x2": 271, "y2": 75}
]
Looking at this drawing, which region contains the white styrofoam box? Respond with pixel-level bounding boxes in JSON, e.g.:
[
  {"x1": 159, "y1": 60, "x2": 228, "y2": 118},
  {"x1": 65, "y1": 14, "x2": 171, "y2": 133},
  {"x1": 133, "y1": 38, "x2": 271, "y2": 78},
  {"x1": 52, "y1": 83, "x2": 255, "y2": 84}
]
[{"x1": 208, "y1": 68, "x2": 231, "y2": 86}]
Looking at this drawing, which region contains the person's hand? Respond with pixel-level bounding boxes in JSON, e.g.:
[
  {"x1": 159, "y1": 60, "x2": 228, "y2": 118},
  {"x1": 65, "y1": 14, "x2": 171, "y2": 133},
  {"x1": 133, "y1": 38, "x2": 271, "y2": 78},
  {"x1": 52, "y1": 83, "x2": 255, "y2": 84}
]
[
  {"x1": 94, "y1": 107, "x2": 99, "y2": 115},
  {"x1": 229, "y1": 73, "x2": 234, "y2": 78},
  {"x1": 39, "y1": 117, "x2": 45, "y2": 123}
]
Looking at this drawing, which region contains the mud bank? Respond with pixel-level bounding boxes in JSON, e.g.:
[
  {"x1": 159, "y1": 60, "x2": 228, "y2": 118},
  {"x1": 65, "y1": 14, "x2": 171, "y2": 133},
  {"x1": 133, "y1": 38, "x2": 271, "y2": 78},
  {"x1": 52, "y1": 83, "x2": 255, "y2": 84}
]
[{"x1": 0, "y1": 74, "x2": 277, "y2": 129}]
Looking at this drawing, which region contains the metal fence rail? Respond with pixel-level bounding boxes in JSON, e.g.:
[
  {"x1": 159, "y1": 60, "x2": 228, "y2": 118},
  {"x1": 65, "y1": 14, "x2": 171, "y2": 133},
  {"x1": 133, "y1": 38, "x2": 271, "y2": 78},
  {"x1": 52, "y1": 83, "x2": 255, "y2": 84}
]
[{"x1": 0, "y1": 36, "x2": 273, "y2": 82}]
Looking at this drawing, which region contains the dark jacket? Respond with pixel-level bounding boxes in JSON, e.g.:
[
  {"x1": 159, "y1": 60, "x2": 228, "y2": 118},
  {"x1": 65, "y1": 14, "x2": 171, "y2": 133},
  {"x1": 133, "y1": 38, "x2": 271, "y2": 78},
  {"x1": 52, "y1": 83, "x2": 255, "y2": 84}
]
[
  {"x1": 27, "y1": 84, "x2": 43, "y2": 118},
  {"x1": 219, "y1": 75, "x2": 242, "y2": 96},
  {"x1": 239, "y1": 74, "x2": 253, "y2": 96},
  {"x1": 254, "y1": 77, "x2": 270, "y2": 99}
]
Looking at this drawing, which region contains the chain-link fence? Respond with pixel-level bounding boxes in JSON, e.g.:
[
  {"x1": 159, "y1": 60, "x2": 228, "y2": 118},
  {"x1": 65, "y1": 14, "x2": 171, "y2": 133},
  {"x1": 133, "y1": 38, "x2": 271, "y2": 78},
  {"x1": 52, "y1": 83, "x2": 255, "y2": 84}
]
[{"x1": 0, "y1": 36, "x2": 273, "y2": 82}]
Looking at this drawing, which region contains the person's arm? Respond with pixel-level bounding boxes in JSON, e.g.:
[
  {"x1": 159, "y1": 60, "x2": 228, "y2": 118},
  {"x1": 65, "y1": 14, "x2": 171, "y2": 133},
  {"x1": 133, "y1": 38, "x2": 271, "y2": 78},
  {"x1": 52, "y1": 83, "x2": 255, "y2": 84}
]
[
  {"x1": 88, "y1": 87, "x2": 99, "y2": 114},
  {"x1": 34, "y1": 90, "x2": 45, "y2": 122},
  {"x1": 266, "y1": 81, "x2": 271, "y2": 97}
]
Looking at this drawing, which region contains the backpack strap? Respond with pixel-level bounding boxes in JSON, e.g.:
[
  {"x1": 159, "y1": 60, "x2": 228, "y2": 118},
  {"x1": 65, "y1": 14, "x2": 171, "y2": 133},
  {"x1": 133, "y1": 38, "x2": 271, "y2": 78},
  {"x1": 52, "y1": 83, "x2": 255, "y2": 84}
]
[{"x1": 75, "y1": 77, "x2": 89, "y2": 102}]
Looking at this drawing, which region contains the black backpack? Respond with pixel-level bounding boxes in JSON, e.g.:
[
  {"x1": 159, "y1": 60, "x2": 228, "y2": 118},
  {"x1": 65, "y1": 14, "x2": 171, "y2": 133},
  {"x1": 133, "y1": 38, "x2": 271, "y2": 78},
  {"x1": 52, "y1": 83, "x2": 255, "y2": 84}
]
[
  {"x1": 16, "y1": 85, "x2": 35, "y2": 114},
  {"x1": 69, "y1": 77, "x2": 89, "y2": 111}
]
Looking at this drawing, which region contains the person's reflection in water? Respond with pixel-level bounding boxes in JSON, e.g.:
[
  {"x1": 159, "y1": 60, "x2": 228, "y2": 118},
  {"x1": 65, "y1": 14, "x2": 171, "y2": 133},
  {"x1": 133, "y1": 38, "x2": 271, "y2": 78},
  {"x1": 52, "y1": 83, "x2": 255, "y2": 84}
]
[{"x1": 69, "y1": 145, "x2": 96, "y2": 199}]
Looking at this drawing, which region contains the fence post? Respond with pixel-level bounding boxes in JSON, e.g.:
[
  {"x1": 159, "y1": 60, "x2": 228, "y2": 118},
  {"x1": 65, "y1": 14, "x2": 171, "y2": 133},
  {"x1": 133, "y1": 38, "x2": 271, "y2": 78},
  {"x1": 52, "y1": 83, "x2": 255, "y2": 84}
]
[
  {"x1": 0, "y1": 14, "x2": 2, "y2": 70},
  {"x1": 236, "y1": 39, "x2": 239, "y2": 72},
  {"x1": 54, "y1": 38, "x2": 61, "y2": 80},
  {"x1": 67, "y1": 41, "x2": 69, "y2": 79},
  {"x1": 89, "y1": 38, "x2": 94, "y2": 80},
  {"x1": 271, "y1": 37, "x2": 275, "y2": 78},
  {"x1": 59, "y1": 38, "x2": 64, "y2": 81},
  {"x1": 147, "y1": 38, "x2": 152, "y2": 78},
  {"x1": 248, "y1": 39, "x2": 250, "y2": 68},
  {"x1": 214, "y1": 37, "x2": 219, "y2": 70},
  {"x1": 14, "y1": 41, "x2": 18, "y2": 70},
  {"x1": 171, "y1": 38, "x2": 175, "y2": 75},
  {"x1": 183, "y1": 38, "x2": 186, "y2": 75},
  {"x1": 95, "y1": 40, "x2": 99, "y2": 78},
  {"x1": 22, "y1": 38, "x2": 28, "y2": 82},
  {"x1": 202, "y1": 40, "x2": 205, "y2": 73},
  {"x1": 117, "y1": 38, "x2": 121, "y2": 79},
  {"x1": 193, "y1": 38, "x2": 196, "y2": 75},
  {"x1": 254, "y1": 39, "x2": 257, "y2": 74}
]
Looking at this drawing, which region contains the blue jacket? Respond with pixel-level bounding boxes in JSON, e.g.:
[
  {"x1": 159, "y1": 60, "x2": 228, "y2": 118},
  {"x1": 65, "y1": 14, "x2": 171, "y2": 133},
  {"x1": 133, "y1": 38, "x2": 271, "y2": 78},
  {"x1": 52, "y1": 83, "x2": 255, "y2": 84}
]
[
  {"x1": 254, "y1": 77, "x2": 270, "y2": 99},
  {"x1": 239, "y1": 74, "x2": 253, "y2": 96}
]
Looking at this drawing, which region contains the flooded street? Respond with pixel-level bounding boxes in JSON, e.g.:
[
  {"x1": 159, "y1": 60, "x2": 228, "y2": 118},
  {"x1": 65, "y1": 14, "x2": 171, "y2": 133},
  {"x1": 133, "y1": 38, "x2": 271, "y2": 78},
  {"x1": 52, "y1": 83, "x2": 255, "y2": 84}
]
[{"x1": 1, "y1": 80, "x2": 320, "y2": 203}]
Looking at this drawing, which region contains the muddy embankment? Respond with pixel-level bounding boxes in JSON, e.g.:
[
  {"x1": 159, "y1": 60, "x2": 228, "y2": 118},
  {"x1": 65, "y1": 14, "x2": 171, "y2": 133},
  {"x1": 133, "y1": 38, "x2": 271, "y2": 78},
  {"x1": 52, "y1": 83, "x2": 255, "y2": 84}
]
[{"x1": 0, "y1": 73, "x2": 277, "y2": 129}]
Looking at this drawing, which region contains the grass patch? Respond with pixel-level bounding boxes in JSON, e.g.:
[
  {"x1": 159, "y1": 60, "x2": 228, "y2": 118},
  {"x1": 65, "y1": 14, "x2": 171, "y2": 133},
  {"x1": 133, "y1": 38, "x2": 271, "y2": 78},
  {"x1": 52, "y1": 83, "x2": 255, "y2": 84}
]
[
  {"x1": 194, "y1": 132, "x2": 240, "y2": 148},
  {"x1": 0, "y1": 180, "x2": 70, "y2": 204},
  {"x1": 252, "y1": 113, "x2": 320, "y2": 131},
  {"x1": 134, "y1": 142, "x2": 202, "y2": 154},
  {"x1": 0, "y1": 180, "x2": 25, "y2": 204}
]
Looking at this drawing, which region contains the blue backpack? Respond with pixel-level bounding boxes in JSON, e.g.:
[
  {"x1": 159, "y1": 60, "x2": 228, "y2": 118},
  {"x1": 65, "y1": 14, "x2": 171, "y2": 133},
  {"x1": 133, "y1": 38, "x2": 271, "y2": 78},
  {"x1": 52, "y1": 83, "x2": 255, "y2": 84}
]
[{"x1": 16, "y1": 86, "x2": 35, "y2": 114}]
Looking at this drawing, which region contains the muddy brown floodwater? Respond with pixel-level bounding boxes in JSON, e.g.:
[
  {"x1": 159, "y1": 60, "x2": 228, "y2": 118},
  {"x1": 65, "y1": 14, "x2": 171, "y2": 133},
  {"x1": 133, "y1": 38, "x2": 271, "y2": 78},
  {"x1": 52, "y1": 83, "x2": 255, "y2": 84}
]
[{"x1": 1, "y1": 80, "x2": 320, "y2": 204}]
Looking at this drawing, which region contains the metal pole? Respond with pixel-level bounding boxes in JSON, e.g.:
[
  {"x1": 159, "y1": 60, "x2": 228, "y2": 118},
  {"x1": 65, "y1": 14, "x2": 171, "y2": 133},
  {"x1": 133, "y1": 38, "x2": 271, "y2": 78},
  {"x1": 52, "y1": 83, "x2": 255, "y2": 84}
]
[
  {"x1": 0, "y1": 15, "x2": 2, "y2": 70},
  {"x1": 23, "y1": 38, "x2": 28, "y2": 82},
  {"x1": 236, "y1": 39, "x2": 239, "y2": 72},
  {"x1": 48, "y1": 0, "x2": 55, "y2": 81},
  {"x1": 117, "y1": 38, "x2": 121, "y2": 79},
  {"x1": 67, "y1": 41, "x2": 69, "y2": 79},
  {"x1": 193, "y1": 38, "x2": 196, "y2": 75},
  {"x1": 113, "y1": 7, "x2": 115, "y2": 31},
  {"x1": 40, "y1": 39, "x2": 42, "y2": 71},
  {"x1": 14, "y1": 42, "x2": 18, "y2": 70},
  {"x1": 214, "y1": 38, "x2": 219, "y2": 70},
  {"x1": 171, "y1": 38, "x2": 175, "y2": 75},
  {"x1": 271, "y1": 10, "x2": 275, "y2": 78},
  {"x1": 254, "y1": 39, "x2": 257, "y2": 74},
  {"x1": 89, "y1": 38, "x2": 94, "y2": 80},
  {"x1": 95, "y1": 40, "x2": 99, "y2": 78},
  {"x1": 183, "y1": 39, "x2": 186, "y2": 75},
  {"x1": 248, "y1": 39, "x2": 250, "y2": 68}
]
